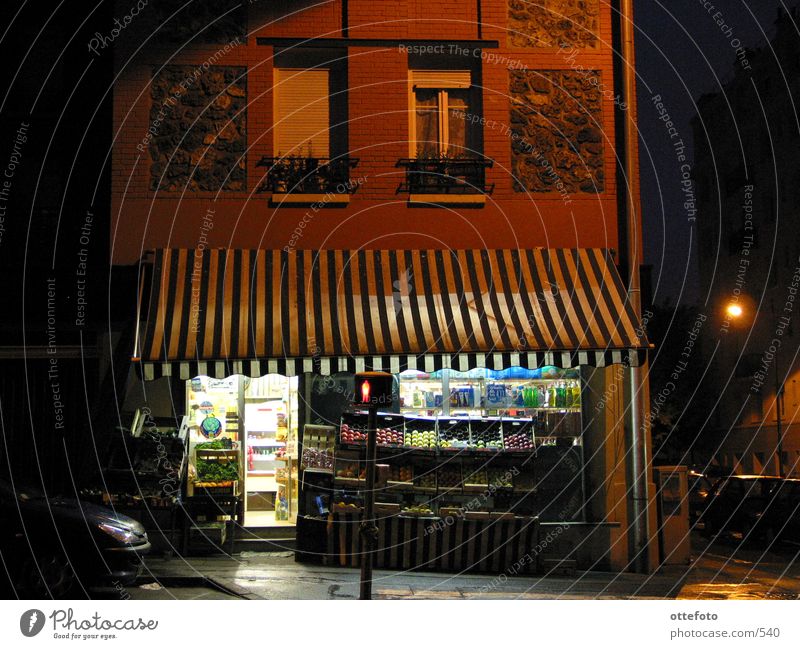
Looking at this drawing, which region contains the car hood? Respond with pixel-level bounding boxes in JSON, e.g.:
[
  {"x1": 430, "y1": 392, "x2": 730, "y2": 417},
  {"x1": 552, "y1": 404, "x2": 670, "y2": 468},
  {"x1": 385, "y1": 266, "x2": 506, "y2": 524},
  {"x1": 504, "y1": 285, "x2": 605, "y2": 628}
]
[{"x1": 21, "y1": 497, "x2": 146, "y2": 536}]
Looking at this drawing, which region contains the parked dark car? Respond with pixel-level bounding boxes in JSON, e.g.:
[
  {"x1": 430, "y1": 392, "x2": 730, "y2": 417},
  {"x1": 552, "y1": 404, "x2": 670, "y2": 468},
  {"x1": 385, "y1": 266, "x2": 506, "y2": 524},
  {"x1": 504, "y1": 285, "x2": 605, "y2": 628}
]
[
  {"x1": 758, "y1": 478, "x2": 800, "y2": 543},
  {"x1": 699, "y1": 475, "x2": 800, "y2": 543},
  {"x1": 0, "y1": 479, "x2": 150, "y2": 598},
  {"x1": 688, "y1": 470, "x2": 718, "y2": 525}
]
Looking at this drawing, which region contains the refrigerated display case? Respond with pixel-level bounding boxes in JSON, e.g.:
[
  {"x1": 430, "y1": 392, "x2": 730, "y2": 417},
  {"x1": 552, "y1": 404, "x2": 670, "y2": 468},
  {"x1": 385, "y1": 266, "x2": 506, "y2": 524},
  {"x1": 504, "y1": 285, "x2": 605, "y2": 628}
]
[{"x1": 398, "y1": 367, "x2": 582, "y2": 424}]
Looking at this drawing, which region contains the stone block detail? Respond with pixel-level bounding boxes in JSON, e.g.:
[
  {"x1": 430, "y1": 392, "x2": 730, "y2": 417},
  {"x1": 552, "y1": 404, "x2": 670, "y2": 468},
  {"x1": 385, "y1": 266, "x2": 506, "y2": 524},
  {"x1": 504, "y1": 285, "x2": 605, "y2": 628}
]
[
  {"x1": 510, "y1": 70, "x2": 605, "y2": 194},
  {"x1": 149, "y1": 66, "x2": 247, "y2": 192},
  {"x1": 508, "y1": 0, "x2": 600, "y2": 49}
]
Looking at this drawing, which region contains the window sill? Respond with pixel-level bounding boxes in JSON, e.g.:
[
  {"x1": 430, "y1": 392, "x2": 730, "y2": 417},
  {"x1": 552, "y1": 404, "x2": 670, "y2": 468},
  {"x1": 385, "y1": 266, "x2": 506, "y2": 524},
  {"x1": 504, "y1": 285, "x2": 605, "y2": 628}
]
[
  {"x1": 408, "y1": 193, "x2": 487, "y2": 206},
  {"x1": 268, "y1": 193, "x2": 350, "y2": 207}
]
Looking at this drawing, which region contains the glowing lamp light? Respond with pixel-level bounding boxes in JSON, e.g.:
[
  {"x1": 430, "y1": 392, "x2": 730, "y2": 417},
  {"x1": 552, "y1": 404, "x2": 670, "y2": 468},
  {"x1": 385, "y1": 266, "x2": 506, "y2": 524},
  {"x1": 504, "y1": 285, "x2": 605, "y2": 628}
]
[
  {"x1": 361, "y1": 380, "x2": 371, "y2": 403},
  {"x1": 726, "y1": 303, "x2": 743, "y2": 319}
]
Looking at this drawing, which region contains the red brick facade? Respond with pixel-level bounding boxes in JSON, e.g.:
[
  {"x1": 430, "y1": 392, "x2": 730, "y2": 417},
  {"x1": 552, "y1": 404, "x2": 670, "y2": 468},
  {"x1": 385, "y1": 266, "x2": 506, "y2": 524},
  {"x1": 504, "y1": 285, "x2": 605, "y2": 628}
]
[{"x1": 111, "y1": 1, "x2": 641, "y2": 265}]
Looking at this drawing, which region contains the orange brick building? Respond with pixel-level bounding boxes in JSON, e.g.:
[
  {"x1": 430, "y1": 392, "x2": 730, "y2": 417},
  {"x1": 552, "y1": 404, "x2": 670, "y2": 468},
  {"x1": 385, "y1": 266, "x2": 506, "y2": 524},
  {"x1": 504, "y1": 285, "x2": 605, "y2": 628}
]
[
  {"x1": 111, "y1": 0, "x2": 640, "y2": 264},
  {"x1": 111, "y1": 1, "x2": 656, "y2": 573}
]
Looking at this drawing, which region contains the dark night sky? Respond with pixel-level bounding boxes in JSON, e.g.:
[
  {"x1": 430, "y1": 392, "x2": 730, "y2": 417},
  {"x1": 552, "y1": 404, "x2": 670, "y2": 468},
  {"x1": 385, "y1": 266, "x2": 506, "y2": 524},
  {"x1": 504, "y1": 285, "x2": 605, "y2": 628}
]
[{"x1": 635, "y1": 0, "x2": 790, "y2": 306}]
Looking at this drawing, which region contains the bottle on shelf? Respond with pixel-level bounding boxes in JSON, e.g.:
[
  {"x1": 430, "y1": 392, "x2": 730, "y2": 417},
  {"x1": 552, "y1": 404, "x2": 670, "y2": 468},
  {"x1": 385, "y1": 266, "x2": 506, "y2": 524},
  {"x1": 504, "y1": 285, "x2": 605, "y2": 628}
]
[
  {"x1": 556, "y1": 382, "x2": 566, "y2": 409},
  {"x1": 570, "y1": 383, "x2": 581, "y2": 408}
]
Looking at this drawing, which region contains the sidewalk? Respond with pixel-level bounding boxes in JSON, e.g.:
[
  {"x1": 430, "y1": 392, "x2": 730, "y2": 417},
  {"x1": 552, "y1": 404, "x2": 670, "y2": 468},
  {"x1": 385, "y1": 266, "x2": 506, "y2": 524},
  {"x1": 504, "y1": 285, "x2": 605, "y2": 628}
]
[{"x1": 137, "y1": 552, "x2": 688, "y2": 600}]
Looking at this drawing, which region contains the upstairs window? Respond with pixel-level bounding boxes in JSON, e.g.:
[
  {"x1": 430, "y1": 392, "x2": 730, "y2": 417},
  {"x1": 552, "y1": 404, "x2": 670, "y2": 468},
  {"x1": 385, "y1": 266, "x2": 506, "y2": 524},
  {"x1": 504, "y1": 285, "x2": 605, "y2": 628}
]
[
  {"x1": 261, "y1": 63, "x2": 357, "y2": 199},
  {"x1": 410, "y1": 71, "x2": 473, "y2": 158},
  {"x1": 274, "y1": 68, "x2": 331, "y2": 158}
]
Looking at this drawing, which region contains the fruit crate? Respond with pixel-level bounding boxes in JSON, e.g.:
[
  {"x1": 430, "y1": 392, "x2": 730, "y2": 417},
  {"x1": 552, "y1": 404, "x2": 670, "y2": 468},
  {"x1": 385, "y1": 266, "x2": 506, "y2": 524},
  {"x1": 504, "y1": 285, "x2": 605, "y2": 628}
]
[
  {"x1": 502, "y1": 418, "x2": 535, "y2": 452},
  {"x1": 334, "y1": 460, "x2": 365, "y2": 484},
  {"x1": 192, "y1": 480, "x2": 239, "y2": 496},
  {"x1": 376, "y1": 413, "x2": 405, "y2": 449},
  {"x1": 302, "y1": 424, "x2": 336, "y2": 453},
  {"x1": 339, "y1": 411, "x2": 368, "y2": 446},
  {"x1": 437, "y1": 463, "x2": 462, "y2": 492},
  {"x1": 333, "y1": 502, "x2": 363, "y2": 514},
  {"x1": 403, "y1": 415, "x2": 438, "y2": 452},
  {"x1": 462, "y1": 463, "x2": 489, "y2": 492},
  {"x1": 413, "y1": 466, "x2": 437, "y2": 492},
  {"x1": 487, "y1": 467, "x2": 514, "y2": 489},
  {"x1": 438, "y1": 417, "x2": 470, "y2": 451},
  {"x1": 387, "y1": 463, "x2": 414, "y2": 485},
  {"x1": 470, "y1": 417, "x2": 503, "y2": 451}
]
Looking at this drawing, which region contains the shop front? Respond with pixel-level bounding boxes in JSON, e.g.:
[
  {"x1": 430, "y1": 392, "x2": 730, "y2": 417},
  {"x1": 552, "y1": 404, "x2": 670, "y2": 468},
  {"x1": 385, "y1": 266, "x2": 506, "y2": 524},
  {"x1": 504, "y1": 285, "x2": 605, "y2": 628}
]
[{"x1": 135, "y1": 247, "x2": 648, "y2": 568}]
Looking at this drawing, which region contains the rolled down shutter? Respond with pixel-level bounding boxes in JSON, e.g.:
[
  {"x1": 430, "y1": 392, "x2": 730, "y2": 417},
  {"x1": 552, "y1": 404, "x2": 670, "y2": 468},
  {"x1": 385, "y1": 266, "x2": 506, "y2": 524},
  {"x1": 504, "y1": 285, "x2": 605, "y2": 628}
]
[
  {"x1": 411, "y1": 70, "x2": 471, "y2": 89},
  {"x1": 274, "y1": 69, "x2": 330, "y2": 158}
]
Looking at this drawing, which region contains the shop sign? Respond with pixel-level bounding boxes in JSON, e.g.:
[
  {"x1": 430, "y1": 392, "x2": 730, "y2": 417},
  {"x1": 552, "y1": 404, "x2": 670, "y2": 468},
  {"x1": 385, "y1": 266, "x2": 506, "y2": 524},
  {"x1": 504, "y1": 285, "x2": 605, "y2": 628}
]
[{"x1": 207, "y1": 377, "x2": 237, "y2": 391}]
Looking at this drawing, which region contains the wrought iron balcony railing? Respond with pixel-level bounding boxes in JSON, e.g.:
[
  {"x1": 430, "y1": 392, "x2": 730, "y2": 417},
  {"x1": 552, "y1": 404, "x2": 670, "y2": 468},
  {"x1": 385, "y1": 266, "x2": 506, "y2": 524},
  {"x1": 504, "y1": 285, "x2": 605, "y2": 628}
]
[
  {"x1": 257, "y1": 156, "x2": 359, "y2": 194},
  {"x1": 396, "y1": 157, "x2": 494, "y2": 195}
]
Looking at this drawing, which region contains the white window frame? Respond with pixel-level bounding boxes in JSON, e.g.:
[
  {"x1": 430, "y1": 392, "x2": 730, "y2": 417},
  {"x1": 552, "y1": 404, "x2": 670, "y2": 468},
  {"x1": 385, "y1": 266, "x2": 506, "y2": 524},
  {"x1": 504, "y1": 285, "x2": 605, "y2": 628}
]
[{"x1": 408, "y1": 70, "x2": 472, "y2": 158}]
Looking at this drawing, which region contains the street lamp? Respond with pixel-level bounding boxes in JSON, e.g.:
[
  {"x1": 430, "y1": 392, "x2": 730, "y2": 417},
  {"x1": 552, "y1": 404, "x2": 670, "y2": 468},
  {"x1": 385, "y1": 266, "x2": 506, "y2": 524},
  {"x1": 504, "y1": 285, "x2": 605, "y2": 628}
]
[
  {"x1": 725, "y1": 302, "x2": 784, "y2": 477},
  {"x1": 725, "y1": 303, "x2": 743, "y2": 319}
]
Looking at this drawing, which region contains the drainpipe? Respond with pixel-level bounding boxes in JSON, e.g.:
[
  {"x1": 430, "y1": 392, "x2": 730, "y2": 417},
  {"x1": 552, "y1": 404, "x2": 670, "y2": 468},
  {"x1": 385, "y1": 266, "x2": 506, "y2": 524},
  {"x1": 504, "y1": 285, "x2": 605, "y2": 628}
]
[{"x1": 618, "y1": 0, "x2": 650, "y2": 573}]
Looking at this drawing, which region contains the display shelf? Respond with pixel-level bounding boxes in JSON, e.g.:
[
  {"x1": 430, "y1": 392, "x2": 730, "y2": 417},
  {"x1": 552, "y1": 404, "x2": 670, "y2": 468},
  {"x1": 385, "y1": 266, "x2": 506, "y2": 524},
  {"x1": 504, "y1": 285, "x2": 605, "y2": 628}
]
[
  {"x1": 334, "y1": 477, "x2": 366, "y2": 487},
  {"x1": 303, "y1": 467, "x2": 334, "y2": 477},
  {"x1": 386, "y1": 480, "x2": 414, "y2": 490},
  {"x1": 324, "y1": 409, "x2": 584, "y2": 523},
  {"x1": 338, "y1": 442, "x2": 366, "y2": 452},
  {"x1": 244, "y1": 396, "x2": 285, "y2": 401}
]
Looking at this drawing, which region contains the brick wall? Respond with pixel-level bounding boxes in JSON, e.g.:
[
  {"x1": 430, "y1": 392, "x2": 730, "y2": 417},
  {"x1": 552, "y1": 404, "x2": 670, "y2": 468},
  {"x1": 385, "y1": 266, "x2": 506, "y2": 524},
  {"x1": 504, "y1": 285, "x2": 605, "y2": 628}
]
[{"x1": 110, "y1": 0, "x2": 636, "y2": 264}]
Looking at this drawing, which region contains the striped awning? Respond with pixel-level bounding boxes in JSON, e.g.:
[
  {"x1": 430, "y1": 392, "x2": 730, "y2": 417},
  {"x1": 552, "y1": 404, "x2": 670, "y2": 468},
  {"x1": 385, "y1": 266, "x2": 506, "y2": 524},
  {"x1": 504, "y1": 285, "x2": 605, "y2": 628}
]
[{"x1": 135, "y1": 248, "x2": 648, "y2": 380}]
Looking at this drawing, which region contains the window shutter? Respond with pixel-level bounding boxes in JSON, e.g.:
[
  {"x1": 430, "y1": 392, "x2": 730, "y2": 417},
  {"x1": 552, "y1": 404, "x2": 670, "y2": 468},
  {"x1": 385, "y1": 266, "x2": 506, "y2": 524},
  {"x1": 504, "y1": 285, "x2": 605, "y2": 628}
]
[
  {"x1": 274, "y1": 69, "x2": 330, "y2": 158},
  {"x1": 411, "y1": 70, "x2": 471, "y2": 89}
]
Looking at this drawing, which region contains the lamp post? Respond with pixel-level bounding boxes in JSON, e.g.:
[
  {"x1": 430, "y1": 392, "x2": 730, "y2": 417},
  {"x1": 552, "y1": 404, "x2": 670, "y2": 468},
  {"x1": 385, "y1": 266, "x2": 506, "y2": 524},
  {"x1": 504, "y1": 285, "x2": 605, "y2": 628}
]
[
  {"x1": 725, "y1": 302, "x2": 784, "y2": 477},
  {"x1": 769, "y1": 301, "x2": 785, "y2": 478}
]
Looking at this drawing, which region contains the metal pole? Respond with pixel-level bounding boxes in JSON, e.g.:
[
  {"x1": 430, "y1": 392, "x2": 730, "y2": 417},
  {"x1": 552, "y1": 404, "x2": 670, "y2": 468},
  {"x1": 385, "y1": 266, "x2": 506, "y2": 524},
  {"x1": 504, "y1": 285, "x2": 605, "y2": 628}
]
[
  {"x1": 619, "y1": 0, "x2": 650, "y2": 573},
  {"x1": 774, "y1": 349, "x2": 784, "y2": 477},
  {"x1": 359, "y1": 406, "x2": 378, "y2": 599}
]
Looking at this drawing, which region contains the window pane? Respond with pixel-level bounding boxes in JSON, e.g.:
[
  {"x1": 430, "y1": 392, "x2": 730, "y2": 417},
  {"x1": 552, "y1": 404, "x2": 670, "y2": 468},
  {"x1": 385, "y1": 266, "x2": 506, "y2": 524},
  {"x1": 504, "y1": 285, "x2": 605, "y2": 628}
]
[
  {"x1": 415, "y1": 89, "x2": 439, "y2": 158},
  {"x1": 447, "y1": 90, "x2": 470, "y2": 157}
]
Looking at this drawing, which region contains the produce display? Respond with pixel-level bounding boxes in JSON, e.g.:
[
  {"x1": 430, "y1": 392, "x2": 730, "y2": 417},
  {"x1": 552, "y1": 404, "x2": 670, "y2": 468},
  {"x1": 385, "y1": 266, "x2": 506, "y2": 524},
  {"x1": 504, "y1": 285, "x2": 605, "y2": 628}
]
[
  {"x1": 488, "y1": 467, "x2": 514, "y2": 488},
  {"x1": 339, "y1": 423, "x2": 367, "y2": 444},
  {"x1": 334, "y1": 500, "x2": 361, "y2": 512},
  {"x1": 438, "y1": 465, "x2": 462, "y2": 489},
  {"x1": 194, "y1": 441, "x2": 240, "y2": 482},
  {"x1": 463, "y1": 466, "x2": 488, "y2": 486},
  {"x1": 400, "y1": 504, "x2": 435, "y2": 516},
  {"x1": 472, "y1": 421, "x2": 503, "y2": 449},
  {"x1": 377, "y1": 427, "x2": 403, "y2": 445},
  {"x1": 335, "y1": 462, "x2": 366, "y2": 479},
  {"x1": 389, "y1": 465, "x2": 413, "y2": 482},
  {"x1": 415, "y1": 470, "x2": 437, "y2": 489},
  {"x1": 504, "y1": 431, "x2": 534, "y2": 450},
  {"x1": 301, "y1": 447, "x2": 334, "y2": 470},
  {"x1": 439, "y1": 420, "x2": 470, "y2": 449},
  {"x1": 323, "y1": 410, "x2": 583, "y2": 523},
  {"x1": 404, "y1": 427, "x2": 437, "y2": 448}
]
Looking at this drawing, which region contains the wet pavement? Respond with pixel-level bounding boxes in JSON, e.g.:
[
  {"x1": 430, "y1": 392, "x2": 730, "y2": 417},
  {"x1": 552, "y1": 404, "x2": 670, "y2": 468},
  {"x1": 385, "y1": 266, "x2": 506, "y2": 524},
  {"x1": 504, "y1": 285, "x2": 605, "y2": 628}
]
[
  {"x1": 81, "y1": 532, "x2": 800, "y2": 600},
  {"x1": 676, "y1": 533, "x2": 800, "y2": 600}
]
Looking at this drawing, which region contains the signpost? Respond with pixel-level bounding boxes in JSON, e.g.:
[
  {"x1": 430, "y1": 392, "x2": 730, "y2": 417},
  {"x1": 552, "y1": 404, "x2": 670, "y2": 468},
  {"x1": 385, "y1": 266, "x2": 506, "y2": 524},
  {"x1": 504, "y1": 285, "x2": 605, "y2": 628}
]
[{"x1": 352, "y1": 372, "x2": 393, "y2": 600}]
